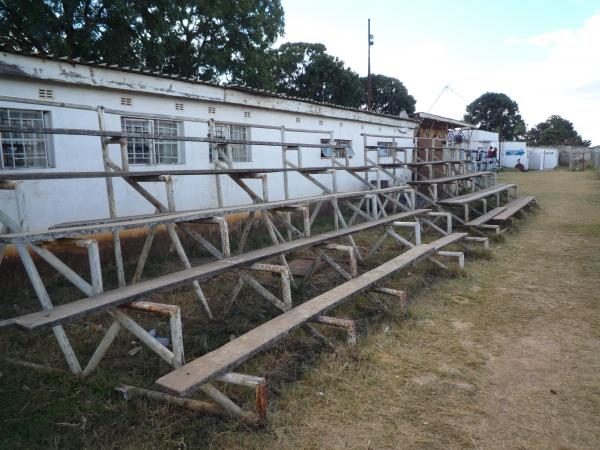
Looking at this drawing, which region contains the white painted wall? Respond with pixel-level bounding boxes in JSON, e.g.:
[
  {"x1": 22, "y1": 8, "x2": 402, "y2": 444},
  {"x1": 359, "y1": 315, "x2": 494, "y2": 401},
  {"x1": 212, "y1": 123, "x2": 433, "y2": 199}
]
[
  {"x1": 501, "y1": 141, "x2": 528, "y2": 169},
  {"x1": 0, "y1": 53, "x2": 415, "y2": 231},
  {"x1": 465, "y1": 129, "x2": 499, "y2": 153},
  {"x1": 528, "y1": 148, "x2": 558, "y2": 170}
]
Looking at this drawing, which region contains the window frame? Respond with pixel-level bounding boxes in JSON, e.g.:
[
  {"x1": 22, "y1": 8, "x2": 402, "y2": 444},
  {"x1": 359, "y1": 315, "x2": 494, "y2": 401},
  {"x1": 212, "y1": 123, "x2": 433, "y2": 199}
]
[
  {"x1": 0, "y1": 108, "x2": 53, "y2": 170},
  {"x1": 320, "y1": 138, "x2": 354, "y2": 159},
  {"x1": 210, "y1": 123, "x2": 252, "y2": 163},
  {"x1": 377, "y1": 141, "x2": 394, "y2": 158},
  {"x1": 121, "y1": 116, "x2": 184, "y2": 166}
]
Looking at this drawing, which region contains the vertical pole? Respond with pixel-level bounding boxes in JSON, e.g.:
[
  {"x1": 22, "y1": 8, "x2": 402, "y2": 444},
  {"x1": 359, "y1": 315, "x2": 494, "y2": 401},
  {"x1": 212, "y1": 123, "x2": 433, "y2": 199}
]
[
  {"x1": 367, "y1": 18, "x2": 373, "y2": 111},
  {"x1": 281, "y1": 126, "x2": 292, "y2": 240},
  {"x1": 170, "y1": 307, "x2": 185, "y2": 366},
  {"x1": 97, "y1": 107, "x2": 125, "y2": 288},
  {"x1": 209, "y1": 119, "x2": 223, "y2": 208}
]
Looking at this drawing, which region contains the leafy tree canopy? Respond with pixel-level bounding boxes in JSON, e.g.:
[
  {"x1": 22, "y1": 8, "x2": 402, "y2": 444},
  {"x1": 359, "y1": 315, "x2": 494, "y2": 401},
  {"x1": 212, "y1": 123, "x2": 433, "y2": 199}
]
[
  {"x1": 272, "y1": 42, "x2": 362, "y2": 108},
  {"x1": 0, "y1": 0, "x2": 285, "y2": 83},
  {"x1": 464, "y1": 92, "x2": 526, "y2": 141},
  {"x1": 526, "y1": 115, "x2": 590, "y2": 147},
  {"x1": 360, "y1": 74, "x2": 415, "y2": 115},
  {"x1": 0, "y1": 2, "x2": 418, "y2": 111}
]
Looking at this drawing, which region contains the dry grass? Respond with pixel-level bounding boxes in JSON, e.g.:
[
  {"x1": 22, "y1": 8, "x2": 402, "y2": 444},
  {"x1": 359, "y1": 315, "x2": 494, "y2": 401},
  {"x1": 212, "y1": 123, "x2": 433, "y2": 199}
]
[{"x1": 1, "y1": 169, "x2": 600, "y2": 449}]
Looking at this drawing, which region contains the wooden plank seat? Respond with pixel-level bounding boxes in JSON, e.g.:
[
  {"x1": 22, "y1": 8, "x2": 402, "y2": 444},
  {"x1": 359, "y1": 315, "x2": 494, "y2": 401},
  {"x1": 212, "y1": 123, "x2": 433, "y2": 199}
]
[
  {"x1": 0, "y1": 162, "x2": 443, "y2": 181},
  {"x1": 436, "y1": 183, "x2": 516, "y2": 206},
  {"x1": 0, "y1": 185, "x2": 413, "y2": 244},
  {"x1": 155, "y1": 232, "x2": 468, "y2": 397},
  {"x1": 407, "y1": 171, "x2": 492, "y2": 185},
  {"x1": 465, "y1": 207, "x2": 507, "y2": 226},
  {"x1": 379, "y1": 160, "x2": 469, "y2": 168},
  {"x1": 11, "y1": 209, "x2": 430, "y2": 332},
  {"x1": 492, "y1": 196, "x2": 536, "y2": 221}
]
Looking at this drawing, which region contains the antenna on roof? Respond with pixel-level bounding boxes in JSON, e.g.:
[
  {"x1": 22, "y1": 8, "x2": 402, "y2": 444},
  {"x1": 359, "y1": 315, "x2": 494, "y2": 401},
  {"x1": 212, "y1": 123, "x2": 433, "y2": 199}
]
[
  {"x1": 427, "y1": 83, "x2": 449, "y2": 113},
  {"x1": 428, "y1": 83, "x2": 469, "y2": 113}
]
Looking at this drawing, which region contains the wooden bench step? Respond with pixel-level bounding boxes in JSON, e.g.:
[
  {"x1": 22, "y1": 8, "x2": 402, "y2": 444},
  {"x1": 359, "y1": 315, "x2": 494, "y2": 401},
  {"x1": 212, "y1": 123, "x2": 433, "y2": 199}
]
[
  {"x1": 155, "y1": 233, "x2": 467, "y2": 397},
  {"x1": 0, "y1": 185, "x2": 412, "y2": 244},
  {"x1": 492, "y1": 196, "x2": 535, "y2": 221},
  {"x1": 12, "y1": 209, "x2": 430, "y2": 332},
  {"x1": 437, "y1": 184, "x2": 516, "y2": 206},
  {"x1": 466, "y1": 207, "x2": 507, "y2": 226},
  {"x1": 408, "y1": 171, "x2": 492, "y2": 185}
]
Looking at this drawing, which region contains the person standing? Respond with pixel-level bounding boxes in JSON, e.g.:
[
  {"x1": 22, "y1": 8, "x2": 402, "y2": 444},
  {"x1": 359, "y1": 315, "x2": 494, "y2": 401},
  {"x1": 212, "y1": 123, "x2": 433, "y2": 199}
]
[{"x1": 491, "y1": 147, "x2": 498, "y2": 170}]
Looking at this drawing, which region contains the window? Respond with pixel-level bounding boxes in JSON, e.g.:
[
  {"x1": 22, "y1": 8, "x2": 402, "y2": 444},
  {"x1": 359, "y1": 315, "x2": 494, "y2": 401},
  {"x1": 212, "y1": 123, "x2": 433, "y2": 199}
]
[
  {"x1": 175, "y1": 102, "x2": 184, "y2": 111},
  {"x1": 377, "y1": 141, "x2": 394, "y2": 157},
  {"x1": 121, "y1": 97, "x2": 132, "y2": 106},
  {"x1": 0, "y1": 108, "x2": 51, "y2": 169},
  {"x1": 244, "y1": 111, "x2": 251, "y2": 118},
  {"x1": 121, "y1": 117, "x2": 183, "y2": 165},
  {"x1": 211, "y1": 123, "x2": 251, "y2": 163},
  {"x1": 208, "y1": 106, "x2": 216, "y2": 114},
  {"x1": 320, "y1": 139, "x2": 354, "y2": 159},
  {"x1": 296, "y1": 117, "x2": 301, "y2": 123}
]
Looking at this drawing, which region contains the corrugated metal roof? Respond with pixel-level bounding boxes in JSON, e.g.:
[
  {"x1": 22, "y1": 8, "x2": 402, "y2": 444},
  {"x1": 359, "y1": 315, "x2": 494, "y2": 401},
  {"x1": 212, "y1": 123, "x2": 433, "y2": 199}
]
[
  {"x1": 412, "y1": 112, "x2": 474, "y2": 128},
  {"x1": 0, "y1": 46, "x2": 416, "y2": 123}
]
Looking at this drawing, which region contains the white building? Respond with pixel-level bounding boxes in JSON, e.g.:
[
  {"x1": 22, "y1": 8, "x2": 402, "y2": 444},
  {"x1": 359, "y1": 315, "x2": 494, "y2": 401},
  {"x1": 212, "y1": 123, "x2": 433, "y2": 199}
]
[
  {"x1": 528, "y1": 147, "x2": 558, "y2": 170},
  {"x1": 459, "y1": 129, "x2": 500, "y2": 155},
  {"x1": 0, "y1": 50, "x2": 416, "y2": 232}
]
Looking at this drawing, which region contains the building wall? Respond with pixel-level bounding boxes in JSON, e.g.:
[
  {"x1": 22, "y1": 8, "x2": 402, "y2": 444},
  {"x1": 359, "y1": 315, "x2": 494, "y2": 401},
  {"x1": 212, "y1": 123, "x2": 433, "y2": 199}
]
[
  {"x1": 0, "y1": 53, "x2": 416, "y2": 231},
  {"x1": 501, "y1": 141, "x2": 528, "y2": 169}
]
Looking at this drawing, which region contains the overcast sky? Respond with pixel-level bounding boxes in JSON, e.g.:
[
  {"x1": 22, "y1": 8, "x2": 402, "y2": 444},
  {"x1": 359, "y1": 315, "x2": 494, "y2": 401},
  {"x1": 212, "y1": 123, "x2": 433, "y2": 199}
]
[{"x1": 279, "y1": 0, "x2": 600, "y2": 145}]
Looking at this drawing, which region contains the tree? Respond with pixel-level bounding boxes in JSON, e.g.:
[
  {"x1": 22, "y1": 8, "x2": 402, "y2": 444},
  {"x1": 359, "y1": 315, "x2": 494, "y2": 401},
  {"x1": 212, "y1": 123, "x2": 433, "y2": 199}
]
[
  {"x1": 360, "y1": 74, "x2": 415, "y2": 115},
  {"x1": 464, "y1": 92, "x2": 526, "y2": 141},
  {"x1": 526, "y1": 115, "x2": 590, "y2": 147},
  {"x1": 272, "y1": 42, "x2": 362, "y2": 107},
  {"x1": 0, "y1": 0, "x2": 285, "y2": 83}
]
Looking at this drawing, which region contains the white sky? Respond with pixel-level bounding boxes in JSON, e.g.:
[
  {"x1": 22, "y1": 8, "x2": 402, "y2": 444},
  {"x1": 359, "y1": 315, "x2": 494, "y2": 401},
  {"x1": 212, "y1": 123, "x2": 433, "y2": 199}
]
[{"x1": 279, "y1": 0, "x2": 600, "y2": 145}]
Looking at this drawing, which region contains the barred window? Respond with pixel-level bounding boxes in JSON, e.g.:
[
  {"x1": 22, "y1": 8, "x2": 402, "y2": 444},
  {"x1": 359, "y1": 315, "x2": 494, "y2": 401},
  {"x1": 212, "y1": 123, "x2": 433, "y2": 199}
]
[
  {"x1": 211, "y1": 124, "x2": 251, "y2": 163},
  {"x1": 121, "y1": 117, "x2": 183, "y2": 165},
  {"x1": 320, "y1": 138, "x2": 354, "y2": 159},
  {"x1": 377, "y1": 141, "x2": 393, "y2": 157},
  {"x1": 0, "y1": 109, "x2": 51, "y2": 169}
]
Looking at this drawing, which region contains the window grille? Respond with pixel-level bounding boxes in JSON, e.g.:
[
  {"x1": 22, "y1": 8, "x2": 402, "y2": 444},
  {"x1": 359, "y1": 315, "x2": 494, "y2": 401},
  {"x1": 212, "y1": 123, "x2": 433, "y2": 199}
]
[
  {"x1": 320, "y1": 139, "x2": 354, "y2": 158},
  {"x1": 121, "y1": 117, "x2": 182, "y2": 165},
  {"x1": 211, "y1": 124, "x2": 251, "y2": 163},
  {"x1": 377, "y1": 141, "x2": 394, "y2": 157},
  {"x1": 0, "y1": 109, "x2": 51, "y2": 169}
]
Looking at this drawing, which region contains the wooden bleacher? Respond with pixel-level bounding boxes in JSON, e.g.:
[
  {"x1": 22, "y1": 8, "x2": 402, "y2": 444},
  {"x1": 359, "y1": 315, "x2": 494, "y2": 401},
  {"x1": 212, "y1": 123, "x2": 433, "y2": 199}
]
[
  {"x1": 12, "y1": 209, "x2": 430, "y2": 332},
  {"x1": 0, "y1": 186, "x2": 411, "y2": 244},
  {"x1": 465, "y1": 207, "x2": 507, "y2": 226},
  {"x1": 492, "y1": 196, "x2": 536, "y2": 221},
  {"x1": 436, "y1": 183, "x2": 516, "y2": 205},
  {"x1": 155, "y1": 232, "x2": 468, "y2": 397},
  {"x1": 407, "y1": 171, "x2": 492, "y2": 185}
]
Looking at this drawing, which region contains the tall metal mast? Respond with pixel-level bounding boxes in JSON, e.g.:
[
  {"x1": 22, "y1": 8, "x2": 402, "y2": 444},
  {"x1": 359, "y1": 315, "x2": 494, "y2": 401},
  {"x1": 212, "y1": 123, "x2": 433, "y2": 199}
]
[{"x1": 367, "y1": 19, "x2": 374, "y2": 111}]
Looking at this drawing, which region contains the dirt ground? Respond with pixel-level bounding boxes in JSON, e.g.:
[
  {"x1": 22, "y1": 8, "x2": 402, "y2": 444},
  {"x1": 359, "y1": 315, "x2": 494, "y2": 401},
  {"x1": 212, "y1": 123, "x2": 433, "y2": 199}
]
[{"x1": 2, "y1": 169, "x2": 599, "y2": 449}]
